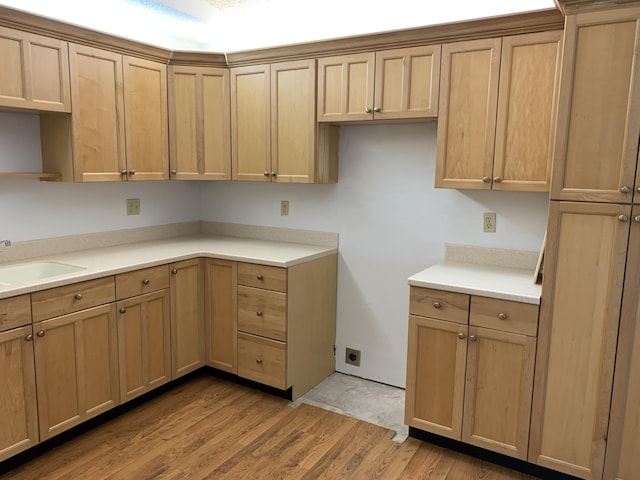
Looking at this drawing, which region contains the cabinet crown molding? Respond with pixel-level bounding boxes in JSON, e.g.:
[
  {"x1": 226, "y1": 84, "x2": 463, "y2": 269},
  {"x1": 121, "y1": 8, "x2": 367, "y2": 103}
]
[{"x1": 555, "y1": 0, "x2": 640, "y2": 15}]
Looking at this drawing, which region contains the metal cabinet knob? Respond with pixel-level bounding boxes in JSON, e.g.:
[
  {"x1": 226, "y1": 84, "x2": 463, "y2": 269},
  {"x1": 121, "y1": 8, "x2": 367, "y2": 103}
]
[
  {"x1": 171, "y1": 268, "x2": 177, "y2": 274},
  {"x1": 75, "y1": 293, "x2": 83, "y2": 300},
  {"x1": 264, "y1": 171, "x2": 270, "y2": 176},
  {"x1": 256, "y1": 358, "x2": 263, "y2": 364},
  {"x1": 25, "y1": 334, "x2": 33, "y2": 341},
  {"x1": 498, "y1": 312, "x2": 507, "y2": 320},
  {"x1": 433, "y1": 301, "x2": 441, "y2": 309},
  {"x1": 171, "y1": 169, "x2": 177, "y2": 175},
  {"x1": 270, "y1": 172, "x2": 277, "y2": 177},
  {"x1": 257, "y1": 311, "x2": 263, "y2": 317},
  {"x1": 635, "y1": 215, "x2": 640, "y2": 223},
  {"x1": 373, "y1": 107, "x2": 381, "y2": 113},
  {"x1": 619, "y1": 214, "x2": 629, "y2": 222},
  {"x1": 36, "y1": 330, "x2": 45, "y2": 338},
  {"x1": 128, "y1": 170, "x2": 136, "y2": 176},
  {"x1": 120, "y1": 307, "x2": 126, "y2": 314},
  {"x1": 637, "y1": 186, "x2": 640, "y2": 194},
  {"x1": 621, "y1": 185, "x2": 631, "y2": 194},
  {"x1": 457, "y1": 332, "x2": 465, "y2": 340},
  {"x1": 493, "y1": 177, "x2": 502, "y2": 183},
  {"x1": 142, "y1": 279, "x2": 150, "y2": 285},
  {"x1": 469, "y1": 335, "x2": 478, "y2": 342},
  {"x1": 364, "y1": 108, "x2": 372, "y2": 113},
  {"x1": 257, "y1": 274, "x2": 264, "y2": 280},
  {"x1": 482, "y1": 176, "x2": 490, "y2": 183},
  {"x1": 121, "y1": 170, "x2": 127, "y2": 176}
]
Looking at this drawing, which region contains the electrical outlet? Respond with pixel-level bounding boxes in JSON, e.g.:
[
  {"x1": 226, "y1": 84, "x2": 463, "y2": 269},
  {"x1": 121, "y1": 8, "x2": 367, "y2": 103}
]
[
  {"x1": 126, "y1": 198, "x2": 140, "y2": 216},
  {"x1": 280, "y1": 200, "x2": 289, "y2": 216},
  {"x1": 483, "y1": 212, "x2": 496, "y2": 233},
  {"x1": 345, "y1": 348, "x2": 361, "y2": 366}
]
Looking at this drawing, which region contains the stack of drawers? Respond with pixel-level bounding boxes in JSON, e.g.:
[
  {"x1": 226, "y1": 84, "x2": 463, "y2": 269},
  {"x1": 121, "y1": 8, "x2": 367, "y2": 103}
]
[{"x1": 236, "y1": 262, "x2": 288, "y2": 389}]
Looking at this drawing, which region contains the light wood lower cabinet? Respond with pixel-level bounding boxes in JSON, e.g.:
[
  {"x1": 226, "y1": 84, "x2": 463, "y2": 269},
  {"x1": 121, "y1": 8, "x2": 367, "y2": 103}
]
[
  {"x1": 405, "y1": 287, "x2": 538, "y2": 460},
  {"x1": 116, "y1": 266, "x2": 171, "y2": 403},
  {"x1": 170, "y1": 259, "x2": 204, "y2": 379},
  {"x1": 33, "y1": 303, "x2": 119, "y2": 441}
]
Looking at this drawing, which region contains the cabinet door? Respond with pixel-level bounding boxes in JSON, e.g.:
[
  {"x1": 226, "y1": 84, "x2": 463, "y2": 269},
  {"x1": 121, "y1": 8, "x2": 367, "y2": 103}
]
[
  {"x1": 435, "y1": 38, "x2": 501, "y2": 189},
  {"x1": 373, "y1": 45, "x2": 441, "y2": 120},
  {"x1": 529, "y1": 201, "x2": 631, "y2": 479},
  {"x1": 271, "y1": 60, "x2": 316, "y2": 183},
  {"x1": 604, "y1": 207, "x2": 640, "y2": 480},
  {"x1": 0, "y1": 325, "x2": 38, "y2": 462},
  {"x1": 168, "y1": 66, "x2": 231, "y2": 180},
  {"x1": 204, "y1": 259, "x2": 237, "y2": 373},
  {"x1": 0, "y1": 26, "x2": 70, "y2": 112},
  {"x1": 69, "y1": 44, "x2": 126, "y2": 182},
  {"x1": 34, "y1": 304, "x2": 119, "y2": 441},
  {"x1": 170, "y1": 259, "x2": 204, "y2": 379},
  {"x1": 231, "y1": 65, "x2": 271, "y2": 181},
  {"x1": 462, "y1": 326, "x2": 535, "y2": 460},
  {"x1": 117, "y1": 289, "x2": 171, "y2": 403},
  {"x1": 493, "y1": 31, "x2": 562, "y2": 192},
  {"x1": 123, "y1": 56, "x2": 169, "y2": 181},
  {"x1": 404, "y1": 315, "x2": 467, "y2": 440},
  {"x1": 317, "y1": 53, "x2": 375, "y2": 122},
  {"x1": 552, "y1": 8, "x2": 640, "y2": 203}
]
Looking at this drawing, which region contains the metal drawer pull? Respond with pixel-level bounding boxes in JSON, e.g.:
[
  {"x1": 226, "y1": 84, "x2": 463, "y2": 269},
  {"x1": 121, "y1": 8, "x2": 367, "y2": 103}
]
[
  {"x1": 433, "y1": 301, "x2": 441, "y2": 309},
  {"x1": 457, "y1": 333, "x2": 465, "y2": 340},
  {"x1": 142, "y1": 279, "x2": 150, "y2": 285},
  {"x1": 120, "y1": 307, "x2": 126, "y2": 314},
  {"x1": 619, "y1": 214, "x2": 629, "y2": 222},
  {"x1": 36, "y1": 330, "x2": 45, "y2": 338},
  {"x1": 171, "y1": 268, "x2": 177, "y2": 274},
  {"x1": 257, "y1": 274, "x2": 264, "y2": 280},
  {"x1": 75, "y1": 293, "x2": 83, "y2": 300},
  {"x1": 256, "y1": 311, "x2": 263, "y2": 317},
  {"x1": 25, "y1": 334, "x2": 33, "y2": 342},
  {"x1": 469, "y1": 335, "x2": 478, "y2": 342},
  {"x1": 364, "y1": 107, "x2": 372, "y2": 113},
  {"x1": 482, "y1": 176, "x2": 490, "y2": 183},
  {"x1": 498, "y1": 312, "x2": 507, "y2": 320},
  {"x1": 635, "y1": 215, "x2": 640, "y2": 223},
  {"x1": 621, "y1": 185, "x2": 631, "y2": 193},
  {"x1": 256, "y1": 358, "x2": 263, "y2": 364}
]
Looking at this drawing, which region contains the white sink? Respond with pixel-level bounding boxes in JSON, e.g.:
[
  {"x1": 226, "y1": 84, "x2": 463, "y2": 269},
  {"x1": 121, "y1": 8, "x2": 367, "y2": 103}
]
[{"x1": 0, "y1": 261, "x2": 85, "y2": 285}]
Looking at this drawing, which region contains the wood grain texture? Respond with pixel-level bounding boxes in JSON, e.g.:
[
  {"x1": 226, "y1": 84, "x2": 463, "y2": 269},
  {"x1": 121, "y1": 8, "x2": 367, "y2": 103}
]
[
  {"x1": 0, "y1": 375, "x2": 537, "y2": 479},
  {"x1": 409, "y1": 286, "x2": 470, "y2": 324},
  {"x1": 115, "y1": 265, "x2": 169, "y2": 300},
  {"x1": 469, "y1": 296, "x2": 539, "y2": 336},
  {"x1": 237, "y1": 331, "x2": 287, "y2": 389},
  {"x1": 237, "y1": 262, "x2": 287, "y2": 292},
  {"x1": 0, "y1": 295, "x2": 31, "y2": 333},
  {"x1": 237, "y1": 285, "x2": 286, "y2": 341}
]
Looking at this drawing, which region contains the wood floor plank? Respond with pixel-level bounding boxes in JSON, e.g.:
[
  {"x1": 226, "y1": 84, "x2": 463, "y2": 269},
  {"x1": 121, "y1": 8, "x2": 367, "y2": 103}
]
[{"x1": 0, "y1": 374, "x2": 537, "y2": 480}]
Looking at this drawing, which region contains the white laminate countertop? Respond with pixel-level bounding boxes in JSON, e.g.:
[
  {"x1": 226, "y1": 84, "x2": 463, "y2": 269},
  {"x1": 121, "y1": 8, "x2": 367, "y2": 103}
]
[
  {"x1": 408, "y1": 261, "x2": 542, "y2": 305},
  {"x1": 0, "y1": 234, "x2": 338, "y2": 299}
]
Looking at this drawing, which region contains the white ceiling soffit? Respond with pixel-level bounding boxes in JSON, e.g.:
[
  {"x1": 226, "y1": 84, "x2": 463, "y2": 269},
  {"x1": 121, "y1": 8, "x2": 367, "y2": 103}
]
[{"x1": 0, "y1": 0, "x2": 557, "y2": 52}]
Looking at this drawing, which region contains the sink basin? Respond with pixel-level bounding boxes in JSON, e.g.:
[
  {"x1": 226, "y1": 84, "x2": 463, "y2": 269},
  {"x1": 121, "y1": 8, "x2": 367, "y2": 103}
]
[{"x1": 0, "y1": 261, "x2": 85, "y2": 285}]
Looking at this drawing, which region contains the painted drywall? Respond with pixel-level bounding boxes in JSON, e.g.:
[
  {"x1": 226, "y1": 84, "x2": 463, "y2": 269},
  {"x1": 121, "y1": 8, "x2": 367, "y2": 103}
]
[
  {"x1": 200, "y1": 123, "x2": 549, "y2": 387},
  {"x1": 0, "y1": 111, "x2": 200, "y2": 242}
]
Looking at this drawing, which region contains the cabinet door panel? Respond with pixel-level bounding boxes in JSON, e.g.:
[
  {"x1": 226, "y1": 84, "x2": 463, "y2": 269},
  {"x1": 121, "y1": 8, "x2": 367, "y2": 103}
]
[
  {"x1": 0, "y1": 325, "x2": 38, "y2": 462},
  {"x1": 69, "y1": 44, "x2": 126, "y2": 182},
  {"x1": 530, "y1": 201, "x2": 630, "y2": 479},
  {"x1": 231, "y1": 65, "x2": 271, "y2": 181},
  {"x1": 202, "y1": 69, "x2": 231, "y2": 179},
  {"x1": 493, "y1": 31, "x2": 561, "y2": 192},
  {"x1": 169, "y1": 68, "x2": 199, "y2": 176},
  {"x1": 404, "y1": 315, "x2": 467, "y2": 439},
  {"x1": 205, "y1": 259, "x2": 237, "y2": 373},
  {"x1": 552, "y1": 9, "x2": 640, "y2": 202},
  {"x1": 374, "y1": 45, "x2": 440, "y2": 119},
  {"x1": 123, "y1": 56, "x2": 168, "y2": 181},
  {"x1": 271, "y1": 60, "x2": 316, "y2": 183},
  {"x1": 435, "y1": 38, "x2": 501, "y2": 189},
  {"x1": 462, "y1": 326, "x2": 535, "y2": 460}
]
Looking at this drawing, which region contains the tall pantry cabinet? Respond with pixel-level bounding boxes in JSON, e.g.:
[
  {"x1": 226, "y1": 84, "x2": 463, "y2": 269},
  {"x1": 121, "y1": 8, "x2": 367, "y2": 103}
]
[{"x1": 529, "y1": 4, "x2": 640, "y2": 480}]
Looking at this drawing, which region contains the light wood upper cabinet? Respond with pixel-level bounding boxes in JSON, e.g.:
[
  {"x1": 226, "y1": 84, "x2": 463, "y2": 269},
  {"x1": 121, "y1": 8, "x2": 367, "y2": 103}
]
[
  {"x1": 41, "y1": 44, "x2": 168, "y2": 182},
  {"x1": 604, "y1": 207, "x2": 640, "y2": 480},
  {"x1": 168, "y1": 66, "x2": 230, "y2": 180},
  {"x1": 205, "y1": 258, "x2": 237, "y2": 374},
  {"x1": 0, "y1": 26, "x2": 70, "y2": 112},
  {"x1": 436, "y1": 31, "x2": 561, "y2": 191},
  {"x1": 529, "y1": 201, "x2": 631, "y2": 479},
  {"x1": 552, "y1": 7, "x2": 640, "y2": 203},
  {"x1": 232, "y1": 60, "x2": 337, "y2": 184},
  {"x1": 170, "y1": 259, "x2": 204, "y2": 379},
  {"x1": 317, "y1": 46, "x2": 440, "y2": 122},
  {"x1": 0, "y1": 325, "x2": 38, "y2": 462},
  {"x1": 34, "y1": 304, "x2": 119, "y2": 441}
]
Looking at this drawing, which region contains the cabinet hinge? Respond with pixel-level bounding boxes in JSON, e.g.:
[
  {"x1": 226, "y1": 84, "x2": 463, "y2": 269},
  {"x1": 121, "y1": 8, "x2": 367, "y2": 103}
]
[{"x1": 333, "y1": 345, "x2": 336, "y2": 356}]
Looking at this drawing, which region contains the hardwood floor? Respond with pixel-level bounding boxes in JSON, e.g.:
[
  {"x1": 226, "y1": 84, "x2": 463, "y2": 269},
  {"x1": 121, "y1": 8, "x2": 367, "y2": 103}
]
[{"x1": 0, "y1": 374, "x2": 537, "y2": 479}]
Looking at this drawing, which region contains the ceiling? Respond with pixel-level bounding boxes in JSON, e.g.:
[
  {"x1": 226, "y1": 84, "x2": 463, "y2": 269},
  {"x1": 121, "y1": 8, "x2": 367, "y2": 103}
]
[{"x1": 0, "y1": 0, "x2": 558, "y2": 51}]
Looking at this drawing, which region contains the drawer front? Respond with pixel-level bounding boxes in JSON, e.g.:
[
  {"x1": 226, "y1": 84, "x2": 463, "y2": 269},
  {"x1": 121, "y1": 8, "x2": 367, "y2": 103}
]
[
  {"x1": 238, "y1": 263, "x2": 287, "y2": 292},
  {"x1": 32, "y1": 277, "x2": 115, "y2": 322},
  {"x1": 470, "y1": 296, "x2": 539, "y2": 336},
  {"x1": 409, "y1": 287, "x2": 470, "y2": 324},
  {"x1": 0, "y1": 294, "x2": 31, "y2": 332},
  {"x1": 237, "y1": 332, "x2": 286, "y2": 389},
  {"x1": 237, "y1": 286, "x2": 286, "y2": 341},
  {"x1": 116, "y1": 265, "x2": 169, "y2": 300}
]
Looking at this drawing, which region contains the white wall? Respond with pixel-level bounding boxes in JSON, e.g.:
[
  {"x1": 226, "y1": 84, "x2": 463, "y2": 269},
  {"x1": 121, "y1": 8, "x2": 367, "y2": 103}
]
[
  {"x1": 0, "y1": 112, "x2": 200, "y2": 242},
  {"x1": 200, "y1": 123, "x2": 549, "y2": 387}
]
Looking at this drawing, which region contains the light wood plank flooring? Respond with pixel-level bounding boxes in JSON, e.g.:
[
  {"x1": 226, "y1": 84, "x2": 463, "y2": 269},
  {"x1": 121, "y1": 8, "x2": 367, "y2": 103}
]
[{"x1": 0, "y1": 374, "x2": 537, "y2": 479}]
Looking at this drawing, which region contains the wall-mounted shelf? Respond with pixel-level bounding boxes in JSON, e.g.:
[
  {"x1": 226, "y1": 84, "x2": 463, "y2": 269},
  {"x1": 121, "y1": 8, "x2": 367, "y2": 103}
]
[{"x1": 0, "y1": 172, "x2": 61, "y2": 181}]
